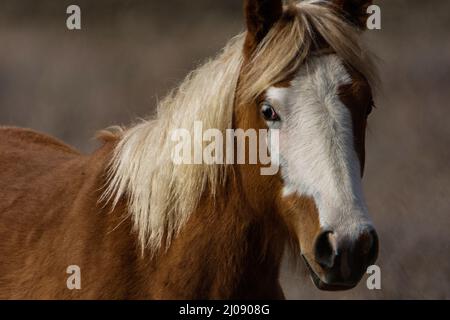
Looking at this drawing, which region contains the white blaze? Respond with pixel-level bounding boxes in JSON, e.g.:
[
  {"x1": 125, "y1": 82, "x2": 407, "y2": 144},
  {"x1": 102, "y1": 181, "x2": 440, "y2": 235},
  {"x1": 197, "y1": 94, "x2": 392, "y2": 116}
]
[{"x1": 266, "y1": 55, "x2": 373, "y2": 238}]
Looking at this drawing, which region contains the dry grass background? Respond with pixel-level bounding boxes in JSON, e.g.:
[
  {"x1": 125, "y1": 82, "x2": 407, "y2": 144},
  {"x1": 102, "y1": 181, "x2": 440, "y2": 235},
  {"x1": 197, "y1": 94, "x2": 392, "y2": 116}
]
[{"x1": 0, "y1": 0, "x2": 448, "y2": 299}]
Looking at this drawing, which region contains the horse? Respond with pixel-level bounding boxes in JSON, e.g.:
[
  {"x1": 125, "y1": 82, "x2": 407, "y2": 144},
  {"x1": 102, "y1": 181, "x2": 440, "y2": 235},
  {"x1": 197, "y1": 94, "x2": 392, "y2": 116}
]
[{"x1": 0, "y1": 0, "x2": 379, "y2": 299}]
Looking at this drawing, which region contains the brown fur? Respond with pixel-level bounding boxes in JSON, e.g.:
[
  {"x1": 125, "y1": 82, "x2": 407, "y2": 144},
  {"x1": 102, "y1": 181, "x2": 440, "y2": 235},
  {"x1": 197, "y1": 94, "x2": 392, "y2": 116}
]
[{"x1": 0, "y1": 126, "x2": 289, "y2": 299}]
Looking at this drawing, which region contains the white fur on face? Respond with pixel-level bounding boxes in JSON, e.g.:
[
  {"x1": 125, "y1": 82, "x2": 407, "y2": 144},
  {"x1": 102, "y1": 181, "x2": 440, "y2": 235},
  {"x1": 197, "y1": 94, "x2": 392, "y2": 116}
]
[{"x1": 266, "y1": 54, "x2": 373, "y2": 240}]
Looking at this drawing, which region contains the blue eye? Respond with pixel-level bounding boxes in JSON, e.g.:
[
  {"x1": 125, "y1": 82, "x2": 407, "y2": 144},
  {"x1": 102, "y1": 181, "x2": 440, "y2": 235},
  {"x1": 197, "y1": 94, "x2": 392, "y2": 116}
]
[{"x1": 261, "y1": 102, "x2": 280, "y2": 121}]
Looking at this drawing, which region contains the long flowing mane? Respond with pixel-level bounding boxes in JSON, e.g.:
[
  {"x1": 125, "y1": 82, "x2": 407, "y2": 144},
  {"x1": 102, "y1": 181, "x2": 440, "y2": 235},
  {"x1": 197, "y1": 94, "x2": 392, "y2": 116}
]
[{"x1": 102, "y1": 0, "x2": 377, "y2": 254}]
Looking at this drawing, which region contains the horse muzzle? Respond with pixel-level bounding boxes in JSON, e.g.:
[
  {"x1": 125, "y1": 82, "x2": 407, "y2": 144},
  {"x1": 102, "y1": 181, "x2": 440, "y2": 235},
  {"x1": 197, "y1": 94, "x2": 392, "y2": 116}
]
[{"x1": 302, "y1": 227, "x2": 379, "y2": 291}]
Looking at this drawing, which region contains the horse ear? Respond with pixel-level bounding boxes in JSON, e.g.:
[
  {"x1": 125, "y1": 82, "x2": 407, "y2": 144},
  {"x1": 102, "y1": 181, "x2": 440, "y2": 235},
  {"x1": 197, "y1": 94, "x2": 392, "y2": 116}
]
[
  {"x1": 244, "y1": 0, "x2": 283, "y2": 55},
  {"x1": 332, "y1": 0, "x2": 373, "y2": 29}
]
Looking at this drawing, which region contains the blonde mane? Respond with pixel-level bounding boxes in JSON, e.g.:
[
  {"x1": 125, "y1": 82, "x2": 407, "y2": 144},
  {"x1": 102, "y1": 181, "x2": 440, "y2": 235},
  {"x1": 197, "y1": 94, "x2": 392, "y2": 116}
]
[{"x1": 103, "y1": 0, "x2": 377, "y2": 254}]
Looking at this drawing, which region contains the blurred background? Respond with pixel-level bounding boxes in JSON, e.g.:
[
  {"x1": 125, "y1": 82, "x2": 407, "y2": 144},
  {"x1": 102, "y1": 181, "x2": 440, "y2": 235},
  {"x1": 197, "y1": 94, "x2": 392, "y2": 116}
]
[{"x1": 0, "y1": 0, "x2": 449, "y2": 299}]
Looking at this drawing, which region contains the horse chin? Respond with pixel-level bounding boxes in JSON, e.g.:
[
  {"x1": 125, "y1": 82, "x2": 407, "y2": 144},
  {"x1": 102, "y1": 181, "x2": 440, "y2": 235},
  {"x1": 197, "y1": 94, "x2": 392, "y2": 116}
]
[{"x1": 302, "y1": 255, "x2": 357, "y2": 292}]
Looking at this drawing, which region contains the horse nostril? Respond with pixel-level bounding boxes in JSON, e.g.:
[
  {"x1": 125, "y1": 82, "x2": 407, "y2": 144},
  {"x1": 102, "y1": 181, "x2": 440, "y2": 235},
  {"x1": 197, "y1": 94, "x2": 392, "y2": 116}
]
[
  {"x1": 314, "y1": 231, "x2": 337, "y2": 269},
  {"x1": 367, "y1": 229, "x2": 379, "y2": 265},
  {"x1": 358, "y1": 228, "x2": 379, "y2": 265}
]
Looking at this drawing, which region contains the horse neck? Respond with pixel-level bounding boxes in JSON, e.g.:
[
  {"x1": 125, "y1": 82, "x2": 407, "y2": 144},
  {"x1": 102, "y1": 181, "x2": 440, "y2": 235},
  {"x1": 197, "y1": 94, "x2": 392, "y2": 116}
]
[{"x1": 141, "y1": 165, "x2": 287, "y2": 299}]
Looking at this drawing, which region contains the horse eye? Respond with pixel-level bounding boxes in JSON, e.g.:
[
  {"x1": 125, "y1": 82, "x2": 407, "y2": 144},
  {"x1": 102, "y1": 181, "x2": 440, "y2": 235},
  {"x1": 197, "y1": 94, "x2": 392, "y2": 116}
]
[{"x1": 261, "y1": 102, "x2": 280, "y2": 121}]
